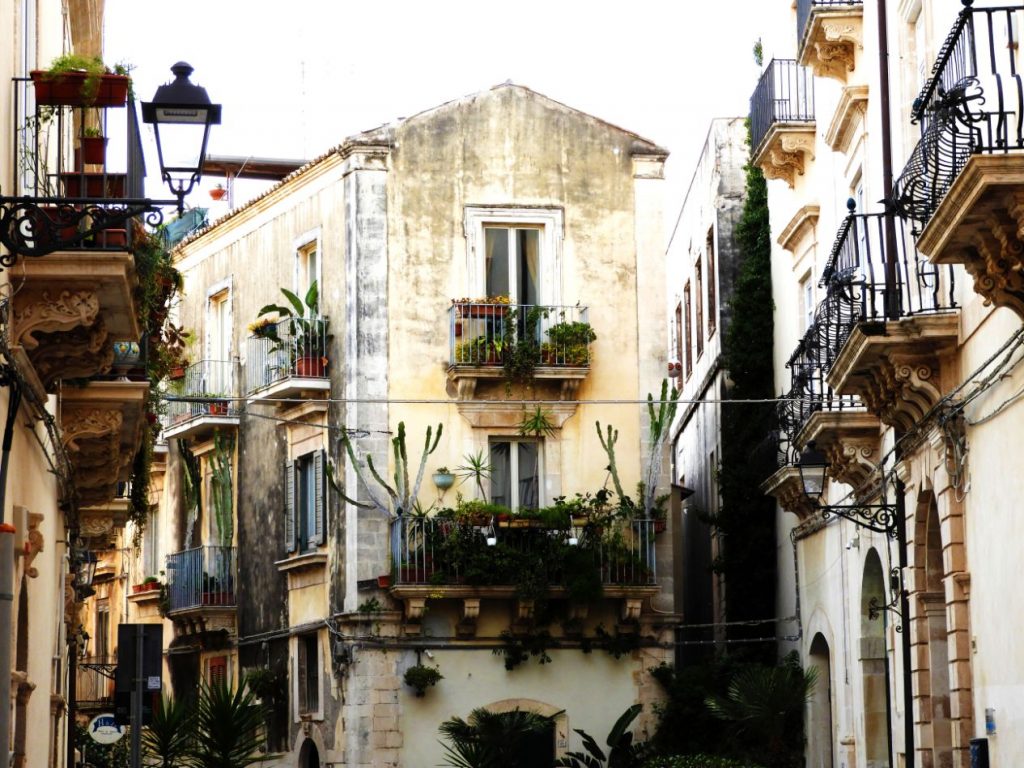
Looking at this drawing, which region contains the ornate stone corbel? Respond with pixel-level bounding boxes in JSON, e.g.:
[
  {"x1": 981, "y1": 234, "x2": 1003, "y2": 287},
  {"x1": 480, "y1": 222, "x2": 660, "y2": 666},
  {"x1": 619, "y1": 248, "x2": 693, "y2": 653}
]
[
  {"x1": 61, "y1": 408, "x2": 123, "y2": 452},
  {"x1": 404, "y1": 597, "x2": 427, "y2": 622},
  {"x1": 13, "y1": 289, "x2": 100, "y2": 350},
  {"x1": 21, "y1": 513, "x2": 43, "y2": 579},
  {"x1": 621, "y1": 598, "x2": 644, "y2": 623},
  {"x1": 456, "y1": 598, "x2": 480, "y2": 638}
]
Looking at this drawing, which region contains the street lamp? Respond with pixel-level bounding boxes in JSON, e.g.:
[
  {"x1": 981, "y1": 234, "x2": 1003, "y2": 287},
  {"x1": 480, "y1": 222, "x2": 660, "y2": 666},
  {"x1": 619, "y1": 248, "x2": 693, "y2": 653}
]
[
  {"x1": 797, "y1": 441, "x2": 897, "y2": 536},
  {"x1": 796, "y1": 441, "x2": 829, "y2": 506},
  {"x1": 74, "y1": 550, "x2": 98, "y2": 600},
  {"x1": 142, "y1": 62, "x2": 222, "y2": 214}
]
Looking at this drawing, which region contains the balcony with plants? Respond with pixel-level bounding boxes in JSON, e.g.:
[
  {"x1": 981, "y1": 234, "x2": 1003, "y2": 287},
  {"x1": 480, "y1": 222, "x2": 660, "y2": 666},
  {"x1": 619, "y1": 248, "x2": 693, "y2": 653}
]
[
  {"x1": 795, "y1": 0, "x2": 864, "y2": 82},
  {"x1": 447, "y1": 299, "x2": 595, "y2": 400},
  {"x1": 165, "y1": 546, "x2": 236, "y2": 616},
  {"x1": 750, "y1": 58, "x2": 816, "y2": 188},
  {"x1": 163, "y1": 359, "x2": 238, "y2": 441},
  {"x1": 245, "y1": 282, "x2": 330, "y2": 402},
  {"x1": 389, "y1": 494, "x2": 661, "y2": 636},
  {"x1": 893, "y1": 3, "x2": 1024, "y2": 318}
]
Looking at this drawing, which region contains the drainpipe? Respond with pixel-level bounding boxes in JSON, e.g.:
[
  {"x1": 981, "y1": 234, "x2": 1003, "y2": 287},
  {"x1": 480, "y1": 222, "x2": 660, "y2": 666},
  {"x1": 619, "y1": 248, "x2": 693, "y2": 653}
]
[
  {"x1": 879, "y1": 0, "x2": 901, "y2": 322},
  {"x1": 0, "y1": 375, "x2": 23, "y2": 768}
]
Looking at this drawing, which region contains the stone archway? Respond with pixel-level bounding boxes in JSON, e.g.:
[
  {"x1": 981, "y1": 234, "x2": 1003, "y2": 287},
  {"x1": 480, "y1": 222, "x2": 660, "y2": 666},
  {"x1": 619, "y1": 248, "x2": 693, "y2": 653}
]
[
  {"x1": 922, "y1": 502, "x2": 953, "y2": 768},
  {"x1": 808, "y1": 633, "x2": 834, "y2": 768},
  {"x1": 12, "y1": 575, "x2": 34, "y2": 768},
  {"x1": 484, "y1": 698, "x2": 566, "y2": 762},
  {"x1": 860, "y1": 548, "x2": 890, "y2": 768}
]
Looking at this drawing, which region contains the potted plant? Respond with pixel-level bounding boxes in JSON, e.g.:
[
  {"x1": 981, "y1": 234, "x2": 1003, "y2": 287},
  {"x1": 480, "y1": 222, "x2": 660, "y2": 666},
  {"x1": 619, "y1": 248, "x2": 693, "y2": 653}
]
[
  {"x1": 255, "y1": 281, "x2": 329, "y2": 377},
  {"x1": 77, "y1": 126, "x2": 108, "y2": 167},
  {"x1": 432, "y1": 467, "x2": 456, "y2": 490},
  {"x1": 452, "y1": 295, "x2": 511, "y2": 319},
  {"x1": 209, "y1": 183, "x2": 227, "y2": 201},
  {"x1": 132, "y1": 575, "x2": 161, "y2": 594},
  {"x1": 546, "y1": 320, "x2": 597, "y2": 366},
  {"x1": 30, "y1": 54, "x2": 130, "y2": 107},
  {"x1": 404, "y1": 664, "x2": 443, "y2": 697}
]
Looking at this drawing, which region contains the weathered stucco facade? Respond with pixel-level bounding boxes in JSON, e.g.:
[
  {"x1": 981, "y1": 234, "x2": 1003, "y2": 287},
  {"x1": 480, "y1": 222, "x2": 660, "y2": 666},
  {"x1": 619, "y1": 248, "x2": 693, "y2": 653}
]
[{"x1": 154, "y1": 84, "x2": 675, "y2": 766}]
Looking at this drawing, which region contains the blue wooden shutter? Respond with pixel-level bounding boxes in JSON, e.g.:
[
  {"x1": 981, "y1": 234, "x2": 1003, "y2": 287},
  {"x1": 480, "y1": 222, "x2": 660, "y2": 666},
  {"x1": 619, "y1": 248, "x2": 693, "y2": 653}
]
[
  {"x1": 285, "y1": 460, "x2": 296, "y2": 553},
  {"x1": 312, "y1": 450, "x2": 325, "y2": 546}
]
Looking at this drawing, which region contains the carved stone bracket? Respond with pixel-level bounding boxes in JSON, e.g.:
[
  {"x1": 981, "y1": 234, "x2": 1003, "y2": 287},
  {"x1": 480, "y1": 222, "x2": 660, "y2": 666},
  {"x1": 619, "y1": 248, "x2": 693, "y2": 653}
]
[
  {"x1": 753, "y1": 126, "x2": 816, "y2": 189},
  {"x1": 457, "y1": 598, "x2": 480, "y2": 638},
  {"x1": 917, "y1": 157, "x2": 1024, "y2": 318},
  {"x1": 30, "y1": 320, "x2": 113, "y2": 390},
  {"x1": 61, "y1": 408, "x2": 122, "y2": 452},
  {"x1": 621, "y1": 598, "x2": 644, "y2": 623},
  {"x1": 827, "y1": 315, "x2": 959, "y2": 433},
  {"x1": 12, "y1": 288, "x2": 99, "y2": 350},
  {"x1": 404, "y1": 597, "x2": 427, "y2": 622},
  {"x1": 761, "y1": 465, "x2": 817, "y2": 521},
  {"x1": 799, "y1": 11, "x2": 864, "y2": 83},
  {"x1": 798, "y1": 411, "x2": 883, "y2": 495},
  {"x1": 21, "y1": 513, "x2": 43, "y2": 579}
]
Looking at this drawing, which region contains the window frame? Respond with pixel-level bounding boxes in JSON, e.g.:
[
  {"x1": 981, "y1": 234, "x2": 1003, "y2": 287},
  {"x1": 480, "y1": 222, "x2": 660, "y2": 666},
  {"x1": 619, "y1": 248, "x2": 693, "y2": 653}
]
[
  {"x1": 706, "y1": 228, "x2": 717, "y2": 338},
  {"x1": 285, "y1": 450, "x2": 326, "y2": 555},
  {"x1": 695, "y1": 256, "x2": 704, "y2": 358},
  {"x1": 464, "y1": 207, "x2": 564, "y2": 306},
  {"x1": 489, "y1": 437, "x2": 543, "y2": 510},
  {"x1": 293, "y1": 228, "x2": 322, "y2": 300},
  {"x1": 294, "y1": 632, "x2": 322, "y2": 720},
  {"x1": 683, "y1": 281, "x2": 693, "y2": 379}
]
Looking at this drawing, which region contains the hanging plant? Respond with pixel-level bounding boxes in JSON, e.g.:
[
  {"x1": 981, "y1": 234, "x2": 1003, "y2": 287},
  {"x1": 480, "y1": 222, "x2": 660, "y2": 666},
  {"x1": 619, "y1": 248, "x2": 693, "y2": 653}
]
[{"x1": 403, "y1": 664, "x2": 443, "y2": 697}]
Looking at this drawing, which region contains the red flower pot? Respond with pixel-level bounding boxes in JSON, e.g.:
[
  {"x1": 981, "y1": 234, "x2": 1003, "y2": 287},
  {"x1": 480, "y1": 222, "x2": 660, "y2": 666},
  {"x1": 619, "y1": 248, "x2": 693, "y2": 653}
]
[
  {"x1": 31, "y1": 71, "x2": 129, "y2": 107},
  {"x1": 77, "y1": 136, "x2": 108, "y2": 167},
  {"x1": 295, "y1": 355, "x2": 327, "y2": 377},
  {"x1": 60, "y1": 172, "x2": 126, "y2": 198}
]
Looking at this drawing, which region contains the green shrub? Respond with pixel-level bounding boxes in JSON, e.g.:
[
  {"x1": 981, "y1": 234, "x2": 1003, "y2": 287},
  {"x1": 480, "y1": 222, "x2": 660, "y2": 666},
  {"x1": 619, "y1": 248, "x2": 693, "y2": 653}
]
[{"x1": 644, "y1": 756, "x2": 765, "y2": 768}]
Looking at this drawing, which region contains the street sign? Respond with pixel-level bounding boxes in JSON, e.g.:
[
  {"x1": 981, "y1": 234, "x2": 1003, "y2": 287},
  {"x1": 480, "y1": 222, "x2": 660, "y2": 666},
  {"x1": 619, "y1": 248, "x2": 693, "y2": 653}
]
[
  {"x1": 114, "y1": 624, "x2": 163, "y2": 726},
  {"x1": 87, "y1": 713, "x2": 125, "y2": 744}
]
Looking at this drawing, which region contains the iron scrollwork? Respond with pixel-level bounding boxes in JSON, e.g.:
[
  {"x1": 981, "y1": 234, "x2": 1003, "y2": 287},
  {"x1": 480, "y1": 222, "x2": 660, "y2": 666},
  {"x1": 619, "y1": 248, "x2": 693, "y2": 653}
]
[
  {"x1": 868, "y1": 566, "x2": 905, "y2": 633},
  {"x1": 819, "y1": 502, "x2": 898, "y2": 537},
  {"x1": 0, "y1": 197, "x2": 167, "y2": 264}
]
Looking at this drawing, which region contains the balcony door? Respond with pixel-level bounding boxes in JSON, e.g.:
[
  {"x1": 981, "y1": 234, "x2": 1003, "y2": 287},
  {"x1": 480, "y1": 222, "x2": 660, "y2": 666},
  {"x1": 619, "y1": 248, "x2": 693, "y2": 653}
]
[
  {"x1": 485, "y1": 226, "x2": 540, "y2": 305},
  {"x1": 206, "y1": 284, "x2": 232, "y2": 393}
]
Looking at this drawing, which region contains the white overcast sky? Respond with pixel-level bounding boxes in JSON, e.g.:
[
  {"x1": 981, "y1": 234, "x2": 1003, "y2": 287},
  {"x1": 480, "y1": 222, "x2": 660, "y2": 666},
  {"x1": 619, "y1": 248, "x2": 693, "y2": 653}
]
[{"x1": 106, "y1": 1, "x2": 784, "y2": 222}]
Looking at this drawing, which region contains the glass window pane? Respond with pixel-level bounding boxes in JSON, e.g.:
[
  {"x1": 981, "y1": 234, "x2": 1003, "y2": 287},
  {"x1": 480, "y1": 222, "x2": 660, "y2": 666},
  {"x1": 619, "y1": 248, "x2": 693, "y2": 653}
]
[
  {"x1": 518, "y1": 442, "x2": 539, "y2": 509},
  {"x1": 485, "y1": 228, "x2": 510, "y2": 297},
  {"x1": 490, "y1": 442, "x2": 511, "y2": 506},
  {"x1": 517, "y1": 229, "x2": 540, "y2": 305}
]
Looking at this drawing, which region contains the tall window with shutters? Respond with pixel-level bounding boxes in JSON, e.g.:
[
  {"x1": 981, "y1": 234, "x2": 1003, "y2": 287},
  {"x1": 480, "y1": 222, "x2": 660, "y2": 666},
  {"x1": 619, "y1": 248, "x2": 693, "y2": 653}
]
[
  {"x1": 706, "y1": 228, "x2": 717, "y2": 338},
  {"x1": 207, "y1": 655, "x2": 228, "y2": 687},
  {"x1": 285, "y1": 450, "x2": 326, "y2": 555},
  {"x1": 296, "y1": 633, "x2": 320, "y2": 717}
]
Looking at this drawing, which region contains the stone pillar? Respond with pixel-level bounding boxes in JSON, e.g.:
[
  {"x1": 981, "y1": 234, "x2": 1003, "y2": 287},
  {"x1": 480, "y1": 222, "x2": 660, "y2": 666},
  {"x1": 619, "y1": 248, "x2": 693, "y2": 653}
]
[{"x1": 343, "y1": 145, "x2": 390, "y2": 613}]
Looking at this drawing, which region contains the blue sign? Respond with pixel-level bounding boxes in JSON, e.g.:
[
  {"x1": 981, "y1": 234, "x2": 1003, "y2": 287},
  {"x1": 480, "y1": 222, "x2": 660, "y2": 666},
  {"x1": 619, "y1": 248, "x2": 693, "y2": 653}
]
[{"x1": 88, "y1": 714, "x2": 125, "y2": 744}]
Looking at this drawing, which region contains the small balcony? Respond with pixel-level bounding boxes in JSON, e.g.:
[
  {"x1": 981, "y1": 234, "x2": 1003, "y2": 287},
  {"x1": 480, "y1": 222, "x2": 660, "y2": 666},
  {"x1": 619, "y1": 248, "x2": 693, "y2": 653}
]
[
  {"x1": 165, "y1": 546, "x2": 236, "y2": 634},
  {"x1": 796, "y1": 0, "x2": 864, "y2": 82},
  {"x1": 894, "y1": 4, "x2": 1024, "y2": 318},
  {"x1": 819, "y1": 210, "x2": 959, "y2": 433},
  {"x1": 76, "y1": 655, "x2": 116, "y2": 712},
  {"x1": 389, "y1": 516, "x2": 658, "y2": 634},
  {"x1": 163, "y1": 360, "x2": 238, "y2": 441},
  {"x1": 750, "y1": 59, "x2": 816, "y2": 188},
  {"x1": 447, "y1": 302, "x2": 593, "y2": 401},
  {"x1": 245, "y1": 316, "x2": 330, "y2": 402}
]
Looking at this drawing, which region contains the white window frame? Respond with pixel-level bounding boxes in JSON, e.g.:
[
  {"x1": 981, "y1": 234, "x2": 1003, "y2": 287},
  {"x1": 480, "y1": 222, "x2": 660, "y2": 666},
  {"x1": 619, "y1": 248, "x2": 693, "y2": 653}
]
[
  {"x1": 464, "y1": 207, "x2": 564, "y2": 306},
  {"x1": 293, "y1": 631, "x2": 324, "y2": 721},
  {"x1": 801, "y1": 273, "x2": 815, "y2": 332},
  {"x1": 293, "y1": 228, "x2": 322, "y2": 299},
  {"x1": 489, "y1": 437, "x2": 544, "y2": 509},
  {"x1": 205, "y1": 277, "x2": 233, "y2": 361}
]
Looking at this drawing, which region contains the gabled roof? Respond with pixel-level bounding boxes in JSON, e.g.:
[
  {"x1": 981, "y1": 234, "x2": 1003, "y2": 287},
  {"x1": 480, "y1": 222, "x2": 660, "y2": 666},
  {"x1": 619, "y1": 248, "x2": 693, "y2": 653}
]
[{"x1": 176, "y1": 82, "x2": 666, "y2": 250}]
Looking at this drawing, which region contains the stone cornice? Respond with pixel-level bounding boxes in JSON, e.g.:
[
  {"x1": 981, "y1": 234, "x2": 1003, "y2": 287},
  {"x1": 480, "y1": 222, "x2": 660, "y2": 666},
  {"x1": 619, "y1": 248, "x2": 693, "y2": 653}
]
[
  {"x1": 825, "y1": 84, "x2": 869, "y2": 152},
  {"x1": 777, "y1": 204, "x2": 821, "y2": 254}
]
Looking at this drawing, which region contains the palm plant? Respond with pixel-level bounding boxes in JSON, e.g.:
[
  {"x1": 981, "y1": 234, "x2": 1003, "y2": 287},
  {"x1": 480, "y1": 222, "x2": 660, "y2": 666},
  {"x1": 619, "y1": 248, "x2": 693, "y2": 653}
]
[
  {"x1": 143, "y1": 695, "x2": 193, "y2": 768},
  {"x1": 456, "y1": 450, "x2": 494, "y2": 501},
  {"x1": 704, "y1": 658, "x2": 817, "y2": 768},
  {"x1": 439, "y1": 707, "x2": 555, "y2": 768},
  {"x1": 555, "y1": 704, "x2": 647, "y2": 768},
  {"x1": 191, "y1": 678, "x2": 265, "y2": 768}
]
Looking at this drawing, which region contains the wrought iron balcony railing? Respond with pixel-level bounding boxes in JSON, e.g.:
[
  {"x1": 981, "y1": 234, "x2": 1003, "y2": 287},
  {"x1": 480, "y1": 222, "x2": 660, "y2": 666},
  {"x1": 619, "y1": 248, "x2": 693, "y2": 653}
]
[
  {"x1": 166, "y1": 359, "x2": 236, "y2": 423},
  {"x1": 449, "y1": 303, "x2": 593, "y2": 368},
  {"x1": 245, "y1": 315, "x2": 330, "y2": 394},
  {"x1": 392, "y1": 516, "x2": 657, "y2": 588},
  {"x1": 0, "y1": 77, "x2": 155, "y2": 261},
  {"x1": 776, "y1": 208, "x2": 957, "y2": 455},
  {"x1": 165, "y1": 545, "x2": 235, "y2": 612},
  {"x1": 750, "y1": 59, "x2": 815, "y2": 155},
  {"x1": 796, "y1": 0, "x2": 864, "y2": 52},
  {"x1": 894, "y1": 4, "x2": 1024, "y2": 226}
]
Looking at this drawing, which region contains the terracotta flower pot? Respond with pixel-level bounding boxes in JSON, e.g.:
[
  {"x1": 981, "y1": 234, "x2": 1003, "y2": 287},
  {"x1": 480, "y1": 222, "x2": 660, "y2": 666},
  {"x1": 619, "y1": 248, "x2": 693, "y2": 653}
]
[
  {"x1": 60, "y1": 172, "x2": 126, "y2": 198},
  {"x1": 77, "y1": 136, "x2": 108, "y2": 166},
  {"x1": 30, "y1": 71, "x2": 129, "y2": 107},
  {"x1": 295, "y1": 355, "x2": 327, "y2": 377}
]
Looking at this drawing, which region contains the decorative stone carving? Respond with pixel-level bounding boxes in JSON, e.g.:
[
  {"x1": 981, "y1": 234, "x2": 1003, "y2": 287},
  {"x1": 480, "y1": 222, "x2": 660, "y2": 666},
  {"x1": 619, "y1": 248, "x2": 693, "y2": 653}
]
[
  {"x1": 12, "y1": 289, "x2": 100, "y2": 350},
  {"x1": 799, "y1": 10, "x2": 863, "y2": 83},
  {"x1": 30, "y1": 321, "x2": 113, "y2": 390},
  {"x1": 761, "y1": 465, "x2": 816, "y2": 521},
  {"x1": 753, "y1": 126, "x2": 816, "y2": 189},
  {"x1": 404, "y1": 597, "x2": 427, "y2": 622},
  {"x1": 826, "y1": 85, "x2": 869, "y2": 152},
  {"x1": 61, "y1": 408, "x2": 122, "y2": 452},
  {"x1": 621, "y1": 598, "x2": 644, "y2": 623},
  {"x1": 78, "y1": 510, "x2": 115, "y2": 538},
  {"x1": 457, "y1": 598, "x2": 481, "y2": 638},
  {"x1": 21, "y1": 513, "x2": 43, "y2": 579}
]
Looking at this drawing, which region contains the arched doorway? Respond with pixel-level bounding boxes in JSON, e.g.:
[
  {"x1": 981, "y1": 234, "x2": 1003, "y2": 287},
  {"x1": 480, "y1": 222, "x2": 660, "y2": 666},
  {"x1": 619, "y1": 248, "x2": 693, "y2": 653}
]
[
  {"x1": 861, "y1": 549, "x2": 890, "y2": 768},
  {"x1": 808, "y1": 632, "x2": 834, "y2": 768},
  {"x1": 924, "y1": 504, "x2": 952, "y2": 768},
  {"x1": 298, "y1": 738, "x2": 320, "y2": 768}
]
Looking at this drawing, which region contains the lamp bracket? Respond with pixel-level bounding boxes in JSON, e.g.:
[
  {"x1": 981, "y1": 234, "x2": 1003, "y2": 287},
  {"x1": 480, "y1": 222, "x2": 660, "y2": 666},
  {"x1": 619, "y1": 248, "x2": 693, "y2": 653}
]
[
  {"x1": 820, "y1": 502, "x2": 898, "y2": 537},
  {"x1": 0, "y1": 197, "x2": 176, "y2": 264}
]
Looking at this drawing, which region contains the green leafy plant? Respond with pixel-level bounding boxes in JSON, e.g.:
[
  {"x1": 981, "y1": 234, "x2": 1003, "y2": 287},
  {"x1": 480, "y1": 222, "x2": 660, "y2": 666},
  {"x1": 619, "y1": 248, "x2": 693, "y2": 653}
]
[
  {"x1": 191, "y1": 678, "x2": 265, "y2": 768},
  {"x1": 546, "y1": 319, "x2": 597, "y2": 365},
  {"x1": 494, "y1": 629, "x2": 553, "y2": 670},
  {"x1": 404, "y1": 663, "x2": 443, "y2": 696},
  {"x1": 439, "y1": 707, "x2": 554, "y2": 768},
  {"x1": 255, "y1": 280, "x2": 329, "y2": 363},
  {"x1": 179, "y1": 440, "x2": 201, "y2": 547},
  {"x1": 456, "y1": 449, "x2": 494, "y2": 500},
  {"x1": 142, "y1": 695, "x2": 193, "y2": 768},
  {"x1": 502, "y1": 305, "x2": 548, "y2": 389},
  {"x1": 357, "y1": 597, "x2": 383, "y2": 616},
  {"x1": 556, "y1": 704, "x2": 648, "y2": 768},
  {"x1": 518, "y1": 406, "x2": 557, "y2": 438},
  {"x1": 42, "y1": 54, "x2": 115, "y2": 105}
]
